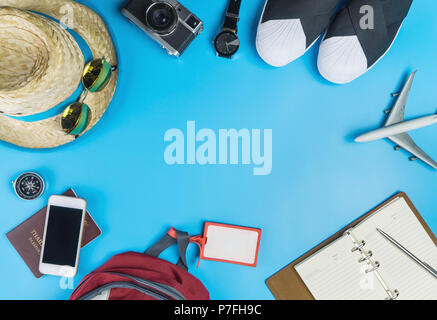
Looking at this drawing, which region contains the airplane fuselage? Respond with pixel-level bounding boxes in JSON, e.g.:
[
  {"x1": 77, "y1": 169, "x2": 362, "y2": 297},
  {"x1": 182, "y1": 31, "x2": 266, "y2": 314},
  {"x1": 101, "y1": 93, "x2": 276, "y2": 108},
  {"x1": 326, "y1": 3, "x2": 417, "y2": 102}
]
[{"x1": 355, "y1": 114, "x2": 437, "y2": 143}]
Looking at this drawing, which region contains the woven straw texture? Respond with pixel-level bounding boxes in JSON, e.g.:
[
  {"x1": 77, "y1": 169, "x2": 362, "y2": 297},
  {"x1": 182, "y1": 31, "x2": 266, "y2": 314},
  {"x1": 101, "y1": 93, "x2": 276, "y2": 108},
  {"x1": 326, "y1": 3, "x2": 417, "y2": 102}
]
[{"x1": 0, "y1": 0, "x2": 118, "y2": 149}]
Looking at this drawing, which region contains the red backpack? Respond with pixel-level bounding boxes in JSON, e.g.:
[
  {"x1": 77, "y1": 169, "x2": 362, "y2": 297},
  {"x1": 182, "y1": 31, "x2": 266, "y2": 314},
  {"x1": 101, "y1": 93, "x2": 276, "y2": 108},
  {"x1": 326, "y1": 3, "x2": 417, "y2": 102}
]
[{"x1": 70, "y1": 228, "x2": 209, "y2": 300}]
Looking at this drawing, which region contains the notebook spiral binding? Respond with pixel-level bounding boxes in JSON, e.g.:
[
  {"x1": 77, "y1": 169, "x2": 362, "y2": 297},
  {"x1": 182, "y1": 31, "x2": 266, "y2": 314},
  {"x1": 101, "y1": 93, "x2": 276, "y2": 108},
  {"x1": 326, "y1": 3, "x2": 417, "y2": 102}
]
[{"x1": 344, "y1": 229, "x2": 400, "y2": 300}]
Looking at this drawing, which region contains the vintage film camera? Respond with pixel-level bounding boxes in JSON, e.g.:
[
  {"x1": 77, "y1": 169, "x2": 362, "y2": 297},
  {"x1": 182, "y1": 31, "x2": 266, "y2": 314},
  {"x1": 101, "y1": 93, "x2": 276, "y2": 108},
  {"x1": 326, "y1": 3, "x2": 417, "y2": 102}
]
[{"x1": 122, "y1": 0, "x2": 203, "y2": 56}]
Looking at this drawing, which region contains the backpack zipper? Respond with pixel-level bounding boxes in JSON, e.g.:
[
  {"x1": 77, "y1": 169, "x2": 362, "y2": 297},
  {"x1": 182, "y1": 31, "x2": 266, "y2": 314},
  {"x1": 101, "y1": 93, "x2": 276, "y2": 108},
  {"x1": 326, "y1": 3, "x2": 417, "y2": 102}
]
[
  {"x1": 78, "y1": 281, "x2": 174, "y2": 300},
  {"x1": 73, "y1": 271, "x2": 186, "y2": 300}
]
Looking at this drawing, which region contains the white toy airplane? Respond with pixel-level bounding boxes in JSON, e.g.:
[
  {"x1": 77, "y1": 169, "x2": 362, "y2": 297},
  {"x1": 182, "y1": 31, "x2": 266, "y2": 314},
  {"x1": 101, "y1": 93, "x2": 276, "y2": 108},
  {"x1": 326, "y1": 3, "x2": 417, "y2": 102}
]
[{"x1": 355, "y1": 71, "x2": 437, "y2": 169}]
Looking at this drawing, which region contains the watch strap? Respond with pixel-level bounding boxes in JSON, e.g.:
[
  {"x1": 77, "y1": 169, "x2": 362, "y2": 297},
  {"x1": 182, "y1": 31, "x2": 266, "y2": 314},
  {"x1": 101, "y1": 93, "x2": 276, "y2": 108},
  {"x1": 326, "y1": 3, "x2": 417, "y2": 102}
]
[{"x1": 223, "y1": 0, "x2": 242, "y2": 32}]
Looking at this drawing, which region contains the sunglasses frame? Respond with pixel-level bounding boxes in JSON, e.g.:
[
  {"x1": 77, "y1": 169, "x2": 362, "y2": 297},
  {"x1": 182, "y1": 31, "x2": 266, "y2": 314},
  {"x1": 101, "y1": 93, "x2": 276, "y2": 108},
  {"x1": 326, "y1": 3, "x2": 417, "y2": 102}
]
[
  {"x1": 82, "y1": 58, "x2": 117, "y2": 92},
  {"x1": 61, "y1": 58, "x2": 117, "y2": 136}
]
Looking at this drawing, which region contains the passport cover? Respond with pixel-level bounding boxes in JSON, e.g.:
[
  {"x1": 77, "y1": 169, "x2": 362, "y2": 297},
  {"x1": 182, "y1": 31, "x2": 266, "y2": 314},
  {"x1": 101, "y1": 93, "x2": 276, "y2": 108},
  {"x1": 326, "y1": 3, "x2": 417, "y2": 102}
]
[{"x1": 6, "y1": 189, "x2": 102, "y2": 278}]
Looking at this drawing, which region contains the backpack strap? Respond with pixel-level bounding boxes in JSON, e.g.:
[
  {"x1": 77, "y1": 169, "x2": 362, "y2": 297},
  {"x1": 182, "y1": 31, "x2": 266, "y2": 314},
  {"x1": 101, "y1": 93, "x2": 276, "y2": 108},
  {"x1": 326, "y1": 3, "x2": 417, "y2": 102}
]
[{"x1": 145, "y1": 228, "x2": 191, "y2": 271}]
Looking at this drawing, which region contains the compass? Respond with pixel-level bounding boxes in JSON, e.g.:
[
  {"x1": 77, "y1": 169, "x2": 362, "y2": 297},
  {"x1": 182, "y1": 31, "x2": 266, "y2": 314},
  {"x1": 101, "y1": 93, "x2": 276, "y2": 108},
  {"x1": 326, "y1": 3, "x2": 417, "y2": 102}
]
[{"x1": 13, "y1": 172, "x2": 45, "y2": 200}]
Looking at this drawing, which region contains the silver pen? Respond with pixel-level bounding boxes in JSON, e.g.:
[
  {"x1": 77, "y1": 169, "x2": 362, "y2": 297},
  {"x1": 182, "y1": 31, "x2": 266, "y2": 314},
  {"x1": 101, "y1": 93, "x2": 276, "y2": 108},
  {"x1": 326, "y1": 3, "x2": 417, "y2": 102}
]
[{"x1": 376, "y1": 228, "x2": 437, "y2": 279}]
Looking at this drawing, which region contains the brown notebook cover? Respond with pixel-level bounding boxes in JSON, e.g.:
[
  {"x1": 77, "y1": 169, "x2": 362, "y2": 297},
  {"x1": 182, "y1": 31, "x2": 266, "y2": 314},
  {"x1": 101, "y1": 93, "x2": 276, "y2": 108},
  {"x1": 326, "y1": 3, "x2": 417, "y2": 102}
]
[
  {"x1": 6, "y1": 188, "x2": 102, "y2": 278},
  {"x1": 266, "y1": 192, "x2": 437, "y2": 300}
]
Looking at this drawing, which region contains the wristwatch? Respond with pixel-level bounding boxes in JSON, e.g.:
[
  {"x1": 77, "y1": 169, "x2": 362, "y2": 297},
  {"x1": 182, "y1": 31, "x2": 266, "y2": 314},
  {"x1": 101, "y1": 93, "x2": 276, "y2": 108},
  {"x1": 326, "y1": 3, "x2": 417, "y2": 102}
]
[
  {"x1": 214, "y1": 0, "x2": 242, "y2": 58},
  {"x1": 12, "y1": 172, "x2": 45, "y2": 200}
]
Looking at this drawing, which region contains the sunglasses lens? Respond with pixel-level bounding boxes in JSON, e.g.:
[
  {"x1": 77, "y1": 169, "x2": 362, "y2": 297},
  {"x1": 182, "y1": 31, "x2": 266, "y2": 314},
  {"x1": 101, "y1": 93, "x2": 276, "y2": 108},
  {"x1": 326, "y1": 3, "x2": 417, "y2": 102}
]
[
  {"x1": 82, "y1": 59, "x2": 112, "y2": 92},
  {"x1": 61, "y1": 102, "x2": 90, "y2": 135}
]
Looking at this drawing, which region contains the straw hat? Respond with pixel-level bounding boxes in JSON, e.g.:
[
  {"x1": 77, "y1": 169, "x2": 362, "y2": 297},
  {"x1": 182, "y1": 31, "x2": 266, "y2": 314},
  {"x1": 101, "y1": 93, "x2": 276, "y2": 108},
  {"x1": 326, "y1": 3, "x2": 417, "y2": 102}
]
[{"x1": 0, "y1": 0, "x2": 118, "y2": 149}]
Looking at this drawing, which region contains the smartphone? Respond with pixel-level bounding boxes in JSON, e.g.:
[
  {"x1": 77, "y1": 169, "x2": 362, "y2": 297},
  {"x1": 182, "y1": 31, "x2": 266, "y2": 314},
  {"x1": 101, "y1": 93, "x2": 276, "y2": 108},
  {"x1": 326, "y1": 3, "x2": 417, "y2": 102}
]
[{"x1": 39, "y1": 195, "x2": 87, "y2": 277}]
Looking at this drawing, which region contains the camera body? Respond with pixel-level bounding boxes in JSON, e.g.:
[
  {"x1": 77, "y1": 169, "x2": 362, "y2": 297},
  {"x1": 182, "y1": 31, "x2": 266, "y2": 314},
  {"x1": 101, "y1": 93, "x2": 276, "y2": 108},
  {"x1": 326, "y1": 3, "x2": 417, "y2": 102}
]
[{"x1": 122, "y1": 0, "x2": 203, "y2": 56}]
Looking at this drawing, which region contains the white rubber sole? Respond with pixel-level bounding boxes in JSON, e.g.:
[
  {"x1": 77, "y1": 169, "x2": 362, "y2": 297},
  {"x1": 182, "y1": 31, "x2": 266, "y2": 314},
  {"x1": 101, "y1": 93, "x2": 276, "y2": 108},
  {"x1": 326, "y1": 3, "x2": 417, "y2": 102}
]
[
  {"x1": 318, "y1": 24, "x2": 403, "y2": 84},
  {"x1": 256, "y1": 0, "x2": 321, "y2": 67}
]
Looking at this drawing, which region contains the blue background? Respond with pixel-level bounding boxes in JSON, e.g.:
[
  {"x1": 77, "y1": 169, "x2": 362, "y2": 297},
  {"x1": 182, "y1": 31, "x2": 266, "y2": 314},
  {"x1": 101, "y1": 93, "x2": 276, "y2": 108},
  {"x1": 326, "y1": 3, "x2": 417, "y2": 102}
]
[{"x1": 1, "y1": 0, "x2": 436, "y2": 300}]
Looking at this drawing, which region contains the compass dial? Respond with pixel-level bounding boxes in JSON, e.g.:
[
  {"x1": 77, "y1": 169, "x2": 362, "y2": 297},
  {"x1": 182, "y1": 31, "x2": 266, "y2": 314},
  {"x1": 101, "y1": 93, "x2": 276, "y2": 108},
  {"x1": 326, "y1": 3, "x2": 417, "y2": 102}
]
[{"x1": 14, "y1": 172, "x2": 45, "y2": 200}]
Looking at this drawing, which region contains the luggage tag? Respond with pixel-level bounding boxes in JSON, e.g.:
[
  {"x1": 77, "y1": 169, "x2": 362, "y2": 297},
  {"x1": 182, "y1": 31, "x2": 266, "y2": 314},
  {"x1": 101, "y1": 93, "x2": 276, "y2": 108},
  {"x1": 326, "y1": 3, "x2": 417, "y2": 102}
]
[{"x1": 195, "y1": 222, "x2": 262, "y2": 268}]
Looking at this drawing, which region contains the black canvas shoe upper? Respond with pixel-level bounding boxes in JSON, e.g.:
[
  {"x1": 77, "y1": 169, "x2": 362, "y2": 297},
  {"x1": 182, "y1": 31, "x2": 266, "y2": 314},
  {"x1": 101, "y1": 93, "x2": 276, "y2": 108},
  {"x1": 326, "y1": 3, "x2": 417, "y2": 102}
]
[
  {"x1": 325, "y1": 0, "x2": 413, "y2": 67},
  {"x1": 261, "y1": 0, "x2": 340, "y2": 48}
]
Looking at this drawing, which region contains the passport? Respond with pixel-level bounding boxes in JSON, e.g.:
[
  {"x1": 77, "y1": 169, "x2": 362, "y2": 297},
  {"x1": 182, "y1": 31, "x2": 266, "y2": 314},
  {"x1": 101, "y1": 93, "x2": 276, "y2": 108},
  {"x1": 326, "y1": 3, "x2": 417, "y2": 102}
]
[{"x1": 6, "y1": 189, "x2": 101, "y2": 278}]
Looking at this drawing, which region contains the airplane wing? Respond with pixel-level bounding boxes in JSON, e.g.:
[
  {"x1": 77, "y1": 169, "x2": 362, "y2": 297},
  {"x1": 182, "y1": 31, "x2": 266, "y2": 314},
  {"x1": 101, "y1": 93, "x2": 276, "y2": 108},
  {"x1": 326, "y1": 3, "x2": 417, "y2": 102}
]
[
  {"x1": 385, "y1": 71, "x2": 417, "y2": 127},
  {"x1": 388, "y1": 133, "x2": 437, "y2": 169}
]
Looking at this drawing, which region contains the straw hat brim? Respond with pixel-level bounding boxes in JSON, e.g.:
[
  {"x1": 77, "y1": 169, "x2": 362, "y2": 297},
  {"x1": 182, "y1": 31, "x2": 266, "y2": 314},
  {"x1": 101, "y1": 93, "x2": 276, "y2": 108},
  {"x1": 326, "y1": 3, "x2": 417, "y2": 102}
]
[{"x1": 0, "y1": 0, "x2": 118, "y2": 149}]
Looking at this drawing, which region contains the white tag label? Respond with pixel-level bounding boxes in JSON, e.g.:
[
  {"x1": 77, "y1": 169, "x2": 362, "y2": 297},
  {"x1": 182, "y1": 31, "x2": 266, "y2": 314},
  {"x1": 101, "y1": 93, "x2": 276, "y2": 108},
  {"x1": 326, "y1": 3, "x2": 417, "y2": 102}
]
[{"x1": 203, "y1": 225, "x2": 260, "y2": 265}]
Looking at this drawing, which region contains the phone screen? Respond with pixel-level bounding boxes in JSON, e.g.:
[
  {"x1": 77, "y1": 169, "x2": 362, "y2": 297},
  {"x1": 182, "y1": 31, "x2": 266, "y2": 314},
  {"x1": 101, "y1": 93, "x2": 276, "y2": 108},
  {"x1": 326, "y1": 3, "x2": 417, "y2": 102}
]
[{"x1": 42, "y1": 205, "x2": 84, "y2": 267}]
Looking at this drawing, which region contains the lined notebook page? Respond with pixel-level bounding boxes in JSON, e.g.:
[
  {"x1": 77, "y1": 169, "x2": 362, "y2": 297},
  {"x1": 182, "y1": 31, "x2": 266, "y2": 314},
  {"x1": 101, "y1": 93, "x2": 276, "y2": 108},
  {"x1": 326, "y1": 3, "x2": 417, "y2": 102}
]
[
  {"x1": 353, "y1": 197, "x2": 437, "y2": 300},
  {"x1": 295, "y1": 196, "x2": 437, "y2": 300},
  {"x1": 294, "y1": 234, "x2": 388, "y2": 299}
]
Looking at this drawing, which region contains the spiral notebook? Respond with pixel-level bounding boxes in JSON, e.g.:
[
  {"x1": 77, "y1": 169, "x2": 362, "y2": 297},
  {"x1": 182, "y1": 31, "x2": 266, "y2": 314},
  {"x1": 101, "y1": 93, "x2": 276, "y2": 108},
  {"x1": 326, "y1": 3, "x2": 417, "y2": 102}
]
[{"x1": 266, "y1": 193, "x2": 437, "y2": 300}]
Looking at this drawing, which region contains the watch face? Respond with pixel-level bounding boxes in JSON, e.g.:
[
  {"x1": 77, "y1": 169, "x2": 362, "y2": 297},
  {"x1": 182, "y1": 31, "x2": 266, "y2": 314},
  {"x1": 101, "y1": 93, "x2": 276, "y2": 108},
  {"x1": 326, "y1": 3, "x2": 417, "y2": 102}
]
[
  {"x1": 14, "y1": 172, "x2": 45, "y2": 200},
  {"x1": 214, "y1": 31, "x2": 240, "y2": 58}
]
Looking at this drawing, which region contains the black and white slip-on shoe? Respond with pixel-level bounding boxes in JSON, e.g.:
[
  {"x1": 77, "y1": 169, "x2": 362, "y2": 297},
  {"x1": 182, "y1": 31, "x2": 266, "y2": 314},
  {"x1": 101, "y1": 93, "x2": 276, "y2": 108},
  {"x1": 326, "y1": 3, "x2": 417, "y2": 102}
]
[
  {"x1": 318, "y1": 0, "x2": 413, "y2": 84},
  {"x1": 256, "y1": 0, "x2": 340, "y2": 67}
]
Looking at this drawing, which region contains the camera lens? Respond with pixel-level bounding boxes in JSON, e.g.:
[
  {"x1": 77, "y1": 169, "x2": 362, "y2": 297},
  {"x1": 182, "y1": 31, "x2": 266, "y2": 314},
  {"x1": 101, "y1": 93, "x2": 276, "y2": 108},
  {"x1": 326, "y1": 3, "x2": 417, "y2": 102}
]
[{"x1": 146, "y1": 2, "x2": 177, "y2": 34}]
